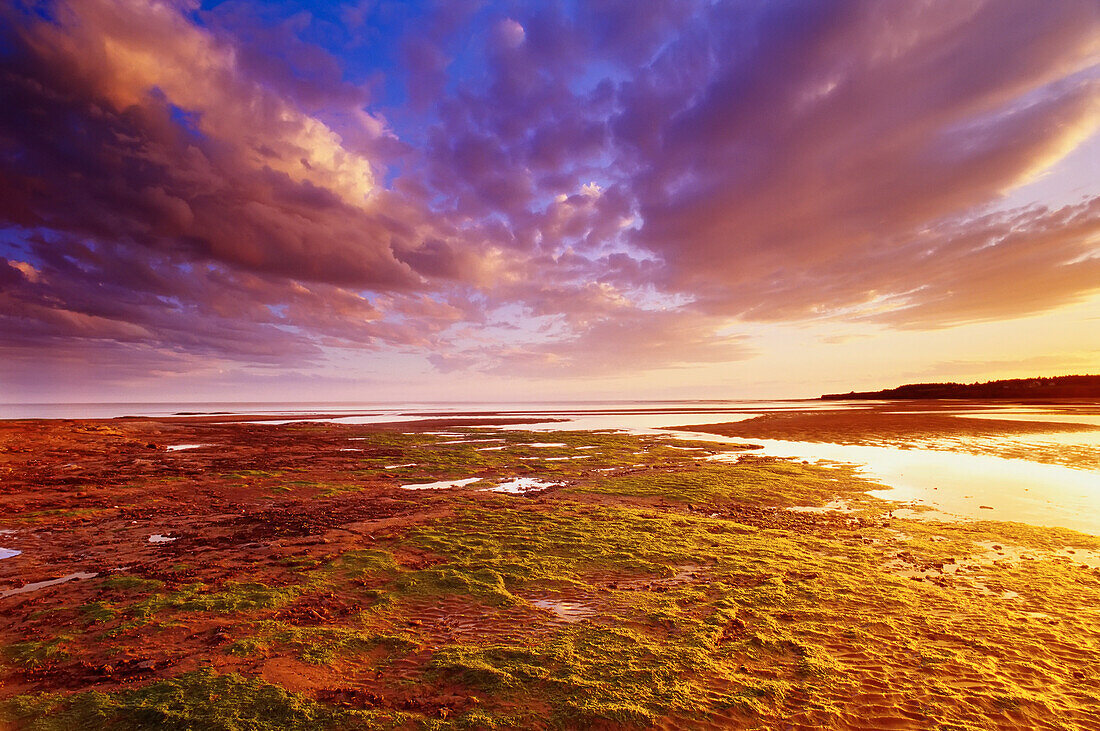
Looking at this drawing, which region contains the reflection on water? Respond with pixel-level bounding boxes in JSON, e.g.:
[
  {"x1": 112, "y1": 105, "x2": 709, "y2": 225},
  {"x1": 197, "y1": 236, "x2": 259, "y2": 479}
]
[
  {"x1": 526, "y1": 401, "x2": 1098, "y2": 535},
  {"x1": 908, "y1": 431, "x2": 1100, "y2": 471},
  {"x1": 530, "y1": 598, "x2": 595, "y2": 623},
  {"x1": 281, "y1": 400, "x2": 1100, "y2": 534},
  {"x1": 400, "y1": 477, "x2": 482, "y2": 490},
  {"x1": 701, "y1": 437, "x2": 1100, "y2": 534},
  {"x1": 488, "y1": 477, "x2": 561, "y2": 494},
  {"x1": 6, "y1": 398, "x2": 1096, "y2": 535},
  {"x1": 954, "y1": 412, "x2": 1100, "y2": 427},
  {"x1": 0, "y1": 571, "x2": 98, "y2": 598},
  {"x1": 520, "y1": 412, "x2": 759, "y2": 432}
]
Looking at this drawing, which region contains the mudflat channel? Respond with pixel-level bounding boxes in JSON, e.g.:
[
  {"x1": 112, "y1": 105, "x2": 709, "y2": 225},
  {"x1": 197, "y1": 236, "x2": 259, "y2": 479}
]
[{"x1": 1, "y1": 415, "x2": 1098, "y2": 730}]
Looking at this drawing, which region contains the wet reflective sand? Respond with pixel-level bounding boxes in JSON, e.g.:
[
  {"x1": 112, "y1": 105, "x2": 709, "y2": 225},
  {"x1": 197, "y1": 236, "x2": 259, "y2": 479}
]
[
  {"x1": 2, "y1": 408, "x2": 1099, "y2": 729},
  {"x1": 199, "y1": 398, "x2": 1099, "y2": 534}
]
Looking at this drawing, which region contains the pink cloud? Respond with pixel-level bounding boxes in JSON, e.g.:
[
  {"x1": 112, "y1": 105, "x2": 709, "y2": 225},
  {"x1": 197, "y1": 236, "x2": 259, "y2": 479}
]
[{"x1": 0, "y1": 0, "x2": 1097, "y2": 388}]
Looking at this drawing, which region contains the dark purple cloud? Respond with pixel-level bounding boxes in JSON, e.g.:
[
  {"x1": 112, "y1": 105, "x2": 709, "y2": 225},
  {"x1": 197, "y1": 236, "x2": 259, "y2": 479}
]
[{"x1": 0, "y1": 0, "x2": 1097, "y2": 388}]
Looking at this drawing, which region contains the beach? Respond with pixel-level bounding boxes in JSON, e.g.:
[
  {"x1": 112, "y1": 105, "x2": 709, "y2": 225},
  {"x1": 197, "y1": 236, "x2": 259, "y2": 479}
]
[{"x1": 2, "y1": 403, "x2": 1099, "y2": 729}]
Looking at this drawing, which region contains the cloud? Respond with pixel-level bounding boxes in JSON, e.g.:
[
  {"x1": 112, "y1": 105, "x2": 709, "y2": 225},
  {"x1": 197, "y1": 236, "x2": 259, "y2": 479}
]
[
  {"x1": 859, "y1": 200, "x2": 1100, "y2": 328},
  {"x1": 916, "y1": 353, "x2": 1099, "y2": 380},
  {"x1": 0, "y1": 0, "x2": 1098, "y2": 389},
  {"x1": 439, "y1": 308, "x2": 753, "y2": 378},
  {"x1": 0, "y1": 0, "x2": 432, "y2": 289},
  {"x1": 497, "y1": 310, "x2": 753, "y2": 377},
  {"x1": 618, "y1": 0, "x2": 1100, "y2": 325},
  {"x1": 493, "y1": 19, "x2": 526, "y2": 50}
]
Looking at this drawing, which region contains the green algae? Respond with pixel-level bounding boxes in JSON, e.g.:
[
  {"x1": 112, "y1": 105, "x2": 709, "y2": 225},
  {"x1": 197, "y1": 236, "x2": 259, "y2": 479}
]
[
  {"x1": 225, "y1": 636, "x2": 270, "y2": 658},
  {"x1": 373, "y1": 496, "x2": 1098, "y2": 727},
  {"x1": 3, "y1": 637, "x2": 72, "y2": 670},
  {"x1": 425, "y1": 596, "x2": 798, "y2": 726},
  {"x1": 81, "y1": 601, "x2": 117, "y2": 623},
  {"x1": 118, "y1": 582, "x2": 304, "y2": 621},
  {"x1": 280, "y1": 555, "x2": 325, "y2": 572},
  {"x1": 223, "y1": 620, "x2": 386, "y2": 665},
  {"x1": 224, "y1": 469, "x2": 286, "y2": 479},
  {"x1": 76, "y1": 579, "x2": 309, "y2": 640},
  {"x1": 1, "y1": 507, "x2": 112, "y2": 525},
  {"x1": 433, "y1": 626, "x2": 691, "y2": 720},
  {"x1": 169, "y1": 582, "x2": 304, "y2": 613},
  {"x1": 576, "y1": 458, "x2": 882, "y2": 508},
  {"x1": 353, "y1": 504, "x2": 860, "y2": 724},
  {"x1": 329, "y1": 548, "x2": 400, "y2": 577},
  {"x1": 402, "y1": 502, "x2": 785, "y2": 591},
  {"x1": 272, "y1": 624, "x2": 411, "y2": 664},
  {"x1": 4, "y1": 426, "x2": 1099, "y2": 731},
  {"x1": 0, "y1": 670, "x2": 402, "y2": 731},
  {"x1": 347, "y1": 428, "x2": 746, "y2": 485},
  {"x1": 897, "y1": 516, "x2": 1100, "y2": 553},
  {"x1": 393, "y1": 565, "x2": 518, "y2": 606},
  {"x1": 100, "y1": 576, "x2": 164, "y2": 593}
]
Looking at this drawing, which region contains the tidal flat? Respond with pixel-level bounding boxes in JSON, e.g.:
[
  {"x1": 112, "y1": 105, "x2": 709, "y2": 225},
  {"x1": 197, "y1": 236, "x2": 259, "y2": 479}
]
[{"x1": 1, "y1": 416, "x2": 1099, "y2": 730}]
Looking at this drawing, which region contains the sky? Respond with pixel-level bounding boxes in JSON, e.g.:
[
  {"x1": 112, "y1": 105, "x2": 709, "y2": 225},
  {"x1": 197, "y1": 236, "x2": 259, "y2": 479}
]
[{"x1": 0, "y1": 0, "x2": 1098, "y2": 404}]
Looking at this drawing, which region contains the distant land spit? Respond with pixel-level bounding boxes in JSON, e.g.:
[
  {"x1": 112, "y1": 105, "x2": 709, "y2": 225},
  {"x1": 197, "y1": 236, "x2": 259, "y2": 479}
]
[{"x1": 822, "y1": 375, "x2": 1100, "y2": 400}]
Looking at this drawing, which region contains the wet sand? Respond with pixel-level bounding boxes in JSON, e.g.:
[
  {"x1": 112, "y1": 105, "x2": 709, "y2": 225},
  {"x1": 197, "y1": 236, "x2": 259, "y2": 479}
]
[
  {"x1": 1, "y1": 415, "x2": 1099, "y2": 729},
  {"x1": 675, "y1": 403, "x2": 1100, "y2": 470}
]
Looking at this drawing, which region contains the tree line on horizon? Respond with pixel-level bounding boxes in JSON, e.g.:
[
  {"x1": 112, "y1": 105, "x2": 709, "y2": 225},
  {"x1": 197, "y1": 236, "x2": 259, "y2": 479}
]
[{"x1": 821, "y1": 375, "x2": 1100, "y2": 400}]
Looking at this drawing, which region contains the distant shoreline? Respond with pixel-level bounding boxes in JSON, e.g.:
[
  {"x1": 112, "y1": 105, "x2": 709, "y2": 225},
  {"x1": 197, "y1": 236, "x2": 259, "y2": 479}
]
[{"x1": 822, "y1": 375, "x2": 1100, "y2": 400}]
